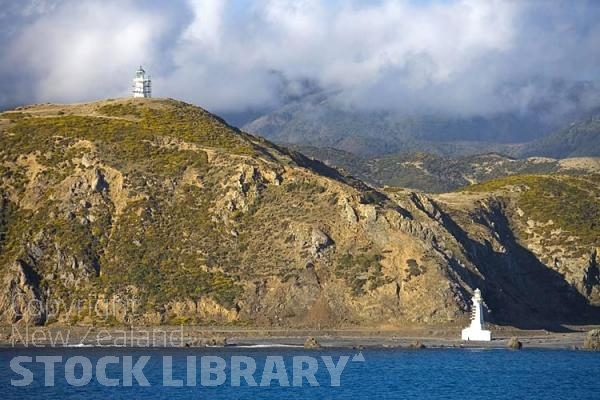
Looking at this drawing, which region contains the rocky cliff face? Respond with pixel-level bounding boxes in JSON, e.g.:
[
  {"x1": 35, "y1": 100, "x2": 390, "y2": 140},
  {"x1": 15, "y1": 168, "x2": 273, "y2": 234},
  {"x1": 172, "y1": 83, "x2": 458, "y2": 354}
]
[
  {"x1": 0, "y1": 99, "x2": 598, "y2": 328},
  {"x1": 401, "y1": 185, "x2": 600, "y2": 327}
]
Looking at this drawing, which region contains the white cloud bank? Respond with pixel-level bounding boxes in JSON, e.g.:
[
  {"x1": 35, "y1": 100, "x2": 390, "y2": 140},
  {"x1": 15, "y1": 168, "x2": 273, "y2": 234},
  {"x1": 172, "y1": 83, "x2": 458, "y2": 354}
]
[{"x1": 1, "y1": 0, "x2": 600, "y2": 119}]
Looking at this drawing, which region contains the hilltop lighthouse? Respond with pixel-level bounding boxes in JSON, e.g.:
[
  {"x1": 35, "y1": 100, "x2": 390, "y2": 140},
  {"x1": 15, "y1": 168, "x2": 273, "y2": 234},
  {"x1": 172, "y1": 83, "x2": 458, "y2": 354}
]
[
  {"x1": 132, "y1": 66, "x2": 151, "y2": 98},
  {"x1": 461, "y1": 288, "x2": 492, "y2": 341}
]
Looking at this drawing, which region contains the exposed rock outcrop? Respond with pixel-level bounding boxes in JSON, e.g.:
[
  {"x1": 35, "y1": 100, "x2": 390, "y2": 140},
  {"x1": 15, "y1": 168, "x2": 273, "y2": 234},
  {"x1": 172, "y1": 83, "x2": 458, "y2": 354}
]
[
  {"x1": 1, "y1": 260, "x2": 45, "y2": 325},
  {"x1": 583, "y1": 329, "x2": 600, "y2": 350},
  {"x1": 507, "y1": 337, "x2": 523, "y2": 350},
  {"x1": 304, "y1": 337, "x2": 322, "y2": 349},
  {"x1": 310, "y1": 228, "x2": 333, "y2": 256},
  {"x1": 408, "y1": 340, "x2": 426, "y2": 349}
]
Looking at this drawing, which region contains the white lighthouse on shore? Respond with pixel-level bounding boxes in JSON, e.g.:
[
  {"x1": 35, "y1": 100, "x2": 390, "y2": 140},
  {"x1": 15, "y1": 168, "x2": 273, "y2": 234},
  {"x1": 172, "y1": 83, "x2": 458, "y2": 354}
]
[
  {"x1": 132, "y1": 66, "x2": 151, "y2": 98},
  {"x1": 461, "y1": 288, "x2": 492, "y2": 341}
]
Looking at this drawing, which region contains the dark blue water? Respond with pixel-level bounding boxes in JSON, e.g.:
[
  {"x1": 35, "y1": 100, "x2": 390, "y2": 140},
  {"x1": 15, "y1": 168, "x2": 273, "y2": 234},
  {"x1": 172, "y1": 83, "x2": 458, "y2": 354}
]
[{"x1": 1, "y1": 346, "x2": 599, "y2": 399}]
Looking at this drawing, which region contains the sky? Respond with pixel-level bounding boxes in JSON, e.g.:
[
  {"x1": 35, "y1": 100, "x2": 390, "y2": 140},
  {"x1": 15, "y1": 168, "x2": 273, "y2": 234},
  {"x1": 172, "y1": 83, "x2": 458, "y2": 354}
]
[{"x1": 1, "y1": 0, "x2": 600, "y2": 122}]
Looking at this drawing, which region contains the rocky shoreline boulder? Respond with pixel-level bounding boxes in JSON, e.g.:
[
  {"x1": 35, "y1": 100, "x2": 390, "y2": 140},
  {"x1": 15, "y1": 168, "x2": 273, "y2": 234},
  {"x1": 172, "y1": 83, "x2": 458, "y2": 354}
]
[
  {"x1": 304, "y1": 337, "x2": 322, "y2": 349},
  {"x1": 583, "y1": 329, "x2": 600, "y2": 350},
  {"x1": 408, "y1": 340, "x2": 426, "y2": 349},
  {"x1": 507, "y1": 337, "x2": 523, "y2": 349}
]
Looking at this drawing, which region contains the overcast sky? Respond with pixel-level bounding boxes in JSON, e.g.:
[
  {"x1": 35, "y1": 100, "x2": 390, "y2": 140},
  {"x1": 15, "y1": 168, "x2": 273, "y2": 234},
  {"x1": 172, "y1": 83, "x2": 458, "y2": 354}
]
[{"x1": 1, "y1": 0, "x2": 599, "y2": 120}]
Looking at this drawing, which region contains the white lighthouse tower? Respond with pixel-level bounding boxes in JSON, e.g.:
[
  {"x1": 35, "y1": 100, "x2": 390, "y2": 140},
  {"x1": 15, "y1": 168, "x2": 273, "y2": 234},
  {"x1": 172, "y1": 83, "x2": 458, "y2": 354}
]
[
  {"x1": 461, "y1": 288, "x2": 492, "y2": 341},
  {"x1": 132, "y1": 66, "x2": 151, "y2": 98}
]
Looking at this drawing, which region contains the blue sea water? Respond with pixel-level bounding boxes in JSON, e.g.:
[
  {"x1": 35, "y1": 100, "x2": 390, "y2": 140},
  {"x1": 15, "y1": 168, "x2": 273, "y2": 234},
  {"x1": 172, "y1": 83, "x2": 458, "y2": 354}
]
[{"x1": 0, "y1": 346, "x2": 599, "y2": 399}]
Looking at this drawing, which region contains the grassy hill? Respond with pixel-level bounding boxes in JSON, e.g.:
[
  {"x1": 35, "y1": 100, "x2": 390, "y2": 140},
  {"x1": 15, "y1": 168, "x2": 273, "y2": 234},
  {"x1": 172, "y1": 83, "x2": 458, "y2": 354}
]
[
  {"x1": 463, "y1": 174, "x2": 600, "y2": 248},
  {"x1": 291, "y1": 145, "x2": 600, "y2": 192},
  {"x1": 0, "y1": 98, "x2": 599, "y2": 329},
  {"x1": 0, "y1": 99, "x2": 446, "y2": 326}
]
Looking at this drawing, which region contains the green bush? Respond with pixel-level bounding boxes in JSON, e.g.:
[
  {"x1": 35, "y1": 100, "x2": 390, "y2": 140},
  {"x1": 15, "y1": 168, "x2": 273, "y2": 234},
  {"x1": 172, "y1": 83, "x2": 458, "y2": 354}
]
[{"x1": 335, "y1": 252, "x2": 388, "y2": 295}]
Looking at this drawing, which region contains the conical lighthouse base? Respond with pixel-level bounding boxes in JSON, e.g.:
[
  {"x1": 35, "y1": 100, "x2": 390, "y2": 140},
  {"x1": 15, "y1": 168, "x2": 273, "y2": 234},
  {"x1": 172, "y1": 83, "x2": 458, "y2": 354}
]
[{"x1": 461, "y1": 326, "x2": 491, "y2": 341}]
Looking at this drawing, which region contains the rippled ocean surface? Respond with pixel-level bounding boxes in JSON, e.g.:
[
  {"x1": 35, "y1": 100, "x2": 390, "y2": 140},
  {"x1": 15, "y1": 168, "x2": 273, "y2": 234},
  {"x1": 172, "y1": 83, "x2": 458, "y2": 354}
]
[{"x1": 1, "y1": 346, "x2": 599, "y2": 399}]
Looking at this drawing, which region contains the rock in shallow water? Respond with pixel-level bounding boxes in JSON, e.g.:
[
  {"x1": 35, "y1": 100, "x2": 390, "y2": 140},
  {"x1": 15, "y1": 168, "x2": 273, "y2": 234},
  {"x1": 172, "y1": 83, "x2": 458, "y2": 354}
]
[
  {"x1": 507, "y1": 337, "x2": 523, "y2": 350},
  {"x1": 583, "y1": 329, "x2": 600, "y2": 350},
  {"x1": 304, "y1": 337, "x2": 322, "y2": 349}
]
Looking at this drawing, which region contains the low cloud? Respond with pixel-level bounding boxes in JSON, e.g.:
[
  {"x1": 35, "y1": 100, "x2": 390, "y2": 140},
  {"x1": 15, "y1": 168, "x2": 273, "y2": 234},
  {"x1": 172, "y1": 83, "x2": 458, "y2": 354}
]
[{"x1": 2, "y1": 0, "x2": 600, "y2": 121}]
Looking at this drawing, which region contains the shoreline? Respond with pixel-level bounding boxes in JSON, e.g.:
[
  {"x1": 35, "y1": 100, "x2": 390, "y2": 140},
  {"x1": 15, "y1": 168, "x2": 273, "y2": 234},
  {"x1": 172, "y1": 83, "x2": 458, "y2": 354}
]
[{"x1": 1, "y1": 324, "x2": 595, "y2": 350}]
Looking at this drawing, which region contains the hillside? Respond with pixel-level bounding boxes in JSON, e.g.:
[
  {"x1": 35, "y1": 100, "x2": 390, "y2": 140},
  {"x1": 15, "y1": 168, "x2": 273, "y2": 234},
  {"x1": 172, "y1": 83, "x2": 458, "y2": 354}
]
[
  {"x1": 521, "y1": 114, "x2": 600, "y2": 158},
  {"x1": 431, "y1": 173, "x2": 600, "y2": 324},
  {"x1": 0, "y1": 99, "x2": 599, "y2": 329},
  {"x1": 243, "y1": 95, "x2": 600, "y2": 162},
  {"x1": 290, "y1": 145, "x2": 600, "y2": 192},
  {"x1": 242, "y1": 94, "x2": 552, "y2": 157}
]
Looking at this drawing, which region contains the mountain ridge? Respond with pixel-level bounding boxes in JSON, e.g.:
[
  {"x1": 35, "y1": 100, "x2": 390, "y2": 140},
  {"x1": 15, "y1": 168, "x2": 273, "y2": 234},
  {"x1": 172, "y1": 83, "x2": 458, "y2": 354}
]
[
  {"x1": 520, "y1": 114, "x2": 600, "y2": 158},
  {"x1": 242, "y1": 95, "x2": 556, "y2": 157},
  {"x1": 242, "y1": 95, "x2": 600, "y2": 159},
  {"x1": 289, "y1": 145, "x2": 600, "y2": 192}
]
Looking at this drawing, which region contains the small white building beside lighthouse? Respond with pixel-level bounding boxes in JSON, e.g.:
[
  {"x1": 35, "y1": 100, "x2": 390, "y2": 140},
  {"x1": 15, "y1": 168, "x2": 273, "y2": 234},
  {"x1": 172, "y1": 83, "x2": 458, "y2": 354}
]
[
  {"x1": 132, "y1": 66, "x2": 151, "y2": 98},
  {"x1": 461, "y1": 288, "x2": 492, "y2": 341}
]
